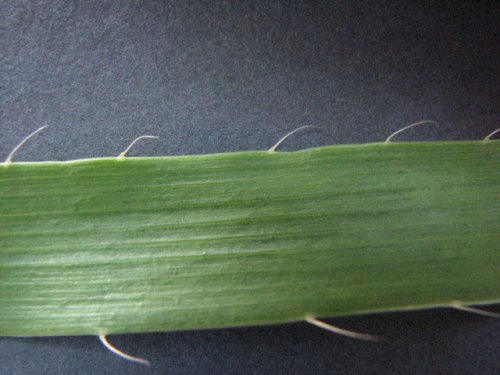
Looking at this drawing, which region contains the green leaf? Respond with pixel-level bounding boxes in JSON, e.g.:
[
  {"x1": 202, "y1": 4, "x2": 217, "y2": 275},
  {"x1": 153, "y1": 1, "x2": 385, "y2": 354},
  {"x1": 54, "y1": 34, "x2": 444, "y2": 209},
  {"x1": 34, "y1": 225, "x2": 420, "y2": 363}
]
[{"x1": 1, "y1": 141, "x2": 498, "y2": 336}]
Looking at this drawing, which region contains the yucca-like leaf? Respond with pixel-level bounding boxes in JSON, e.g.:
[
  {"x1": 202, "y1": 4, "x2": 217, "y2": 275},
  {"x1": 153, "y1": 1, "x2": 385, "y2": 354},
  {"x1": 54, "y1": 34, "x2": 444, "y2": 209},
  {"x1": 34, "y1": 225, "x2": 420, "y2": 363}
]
[{"x1": 0, "y1": 141, "x2": 498, "y2": 337}]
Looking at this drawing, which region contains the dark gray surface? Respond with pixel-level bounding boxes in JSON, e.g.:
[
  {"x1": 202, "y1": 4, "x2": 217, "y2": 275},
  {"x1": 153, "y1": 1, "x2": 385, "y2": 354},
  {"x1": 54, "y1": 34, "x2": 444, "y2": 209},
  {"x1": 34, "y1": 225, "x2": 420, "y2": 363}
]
[{"x1": 1, "y1": 1, "x2": 499, "y2": 374}]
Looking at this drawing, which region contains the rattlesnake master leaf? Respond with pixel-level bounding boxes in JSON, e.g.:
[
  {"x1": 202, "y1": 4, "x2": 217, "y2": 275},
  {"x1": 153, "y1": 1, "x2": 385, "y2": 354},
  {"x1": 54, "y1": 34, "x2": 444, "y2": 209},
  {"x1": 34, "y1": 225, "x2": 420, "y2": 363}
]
[{"x1": 0, "y1": 141, "x2": 499, "y2": 337}]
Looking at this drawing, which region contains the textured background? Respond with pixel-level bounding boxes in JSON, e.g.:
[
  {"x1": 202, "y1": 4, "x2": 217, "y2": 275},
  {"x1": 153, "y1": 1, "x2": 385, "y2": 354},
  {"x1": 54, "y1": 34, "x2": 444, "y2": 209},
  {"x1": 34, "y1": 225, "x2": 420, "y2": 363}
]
[{"x1": 1, "y1": 1, "x2": 499, "y2": 374}]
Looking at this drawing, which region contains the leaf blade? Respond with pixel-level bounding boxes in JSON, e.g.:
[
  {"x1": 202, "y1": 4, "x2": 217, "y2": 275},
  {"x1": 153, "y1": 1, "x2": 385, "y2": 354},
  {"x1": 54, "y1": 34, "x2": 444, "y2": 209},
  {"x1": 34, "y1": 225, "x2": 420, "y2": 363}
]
[{"x1": 1, "y1": 141, "x2": 499, "y2": 336}]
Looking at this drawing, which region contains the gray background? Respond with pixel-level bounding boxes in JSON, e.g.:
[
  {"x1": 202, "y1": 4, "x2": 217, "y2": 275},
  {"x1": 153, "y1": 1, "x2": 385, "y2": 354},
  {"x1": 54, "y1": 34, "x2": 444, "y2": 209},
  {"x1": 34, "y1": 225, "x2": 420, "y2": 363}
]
[{"x1": 1, "y1": 1, "x2": 499, "y2": 374}]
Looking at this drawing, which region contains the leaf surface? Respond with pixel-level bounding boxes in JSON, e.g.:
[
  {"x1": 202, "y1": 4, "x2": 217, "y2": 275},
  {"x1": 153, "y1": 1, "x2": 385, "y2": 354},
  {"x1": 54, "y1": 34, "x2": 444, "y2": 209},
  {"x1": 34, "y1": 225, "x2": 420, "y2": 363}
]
[{"x1": 0, "y1": 142, "x2": 498, "y2": 336}]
